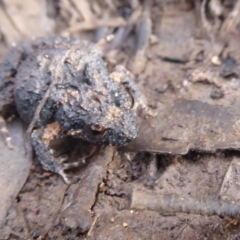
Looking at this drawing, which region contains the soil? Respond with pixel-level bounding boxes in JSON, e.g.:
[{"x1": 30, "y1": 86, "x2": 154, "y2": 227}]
[{"x1": 1, "y1": 0, "x2": 240, "y2": 239}]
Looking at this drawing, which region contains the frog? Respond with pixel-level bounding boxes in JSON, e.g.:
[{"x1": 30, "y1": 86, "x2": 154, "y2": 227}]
[{"x1": 0, "y1": 36, "x2": 139, "y2": 182}]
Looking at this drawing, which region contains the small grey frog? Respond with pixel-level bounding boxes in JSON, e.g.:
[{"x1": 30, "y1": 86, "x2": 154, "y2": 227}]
[{"x1": 0, "y1": 36, "x2": 140, "y2": 182}]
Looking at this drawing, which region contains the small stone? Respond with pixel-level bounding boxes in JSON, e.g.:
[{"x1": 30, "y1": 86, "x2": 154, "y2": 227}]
[
  {"x1": 211, "y1": 55, "x2": 221, "y2": 66},
  {"x1": 123, "y1": 222, "x2": 128, "y2": 227}
]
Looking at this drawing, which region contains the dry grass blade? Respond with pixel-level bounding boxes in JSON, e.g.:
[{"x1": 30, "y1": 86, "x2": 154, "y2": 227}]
[
  {"x1": 64, "y1": 6, "x2": 142, "y2": 34},
  {"x1": 70, "y1": 0, "x2": 94, "y2": 23}
]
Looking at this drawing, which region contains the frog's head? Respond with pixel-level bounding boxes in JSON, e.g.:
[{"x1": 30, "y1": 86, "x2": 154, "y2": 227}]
[
  {"x1": 64, "y1": 87, "x2": 138, "y2": 146},
  {"x1": 55, "y1": 42, "x2": 138, "y2": 145}
]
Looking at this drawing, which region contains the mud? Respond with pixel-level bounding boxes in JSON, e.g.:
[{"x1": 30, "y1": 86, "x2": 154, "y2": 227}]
[{"x1": 1, "y1": 0, "x2": 240, "y2": 239}]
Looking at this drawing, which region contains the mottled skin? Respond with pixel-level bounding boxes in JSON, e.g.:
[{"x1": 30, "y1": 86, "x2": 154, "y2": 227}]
[{"x1": 0, "y1": 36, "x2": 138, "y2": 181}]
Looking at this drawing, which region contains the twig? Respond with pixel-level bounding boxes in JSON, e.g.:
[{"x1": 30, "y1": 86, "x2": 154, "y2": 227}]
[
  {"x1": 87, "y1": 214, "x2": 99, "y2": 237},
  {"x1": 129, "y1": 188, "x2": 240, "y2": 217},
  {"x1": 64, "y1": 7, "x2": 142, "y2": 34}
]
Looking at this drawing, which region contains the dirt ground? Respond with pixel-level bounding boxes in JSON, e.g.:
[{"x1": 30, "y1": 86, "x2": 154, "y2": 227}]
[{"x1": 2, "y1": 0, "x2": 240, "y2": 239}]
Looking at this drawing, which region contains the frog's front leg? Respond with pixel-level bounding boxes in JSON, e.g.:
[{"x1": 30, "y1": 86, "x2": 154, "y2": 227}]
[
  {"x1": 31, "y1": 122, "x2": 79, "y2": 183},
  {"x1": 109, "y1": 65, "x2": 156, "y2": 116}
]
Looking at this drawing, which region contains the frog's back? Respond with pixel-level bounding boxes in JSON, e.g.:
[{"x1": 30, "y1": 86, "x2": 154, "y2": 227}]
[
  {"x1": 14, "y1": 37, "x2": 60, "y2": 125},
  {"x1": 13, "y1": 36, "x2": 98, "y2": 126}
]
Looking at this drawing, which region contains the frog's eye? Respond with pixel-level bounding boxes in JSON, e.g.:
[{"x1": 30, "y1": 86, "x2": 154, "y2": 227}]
[{"x1": 115, "y1": 90, "x2": 134, "y2": 109}]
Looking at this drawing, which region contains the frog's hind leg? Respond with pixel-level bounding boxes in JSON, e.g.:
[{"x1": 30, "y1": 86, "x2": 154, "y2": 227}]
[
  {"x1": 0, "y1": 116, "x2": 13, "y2": 149},
  {"x1": 0, "y1": 43, "x2": 28, "y2": 149},
  {"x1": 31, "y1": 121, "x2": 81, "y2": 183}
]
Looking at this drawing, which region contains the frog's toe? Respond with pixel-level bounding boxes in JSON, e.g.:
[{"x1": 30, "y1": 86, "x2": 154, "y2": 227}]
[
  {"x1": 57, "y1": 162, "x2": 82, "y2": 183},
  {"x1": 0, "y1": 116, "x2": 14, "y2": 149},
  {"x1": 57, "y1": 169, "x2": 70, "y2": 184}
]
